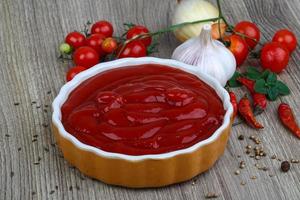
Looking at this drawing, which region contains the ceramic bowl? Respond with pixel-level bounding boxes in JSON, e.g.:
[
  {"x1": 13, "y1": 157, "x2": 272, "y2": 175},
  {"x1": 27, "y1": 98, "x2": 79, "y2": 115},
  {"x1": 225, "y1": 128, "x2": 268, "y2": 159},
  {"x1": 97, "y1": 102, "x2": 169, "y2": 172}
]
[{"x1": 52, "y1": 57, "x2": 233, "y2": 188}]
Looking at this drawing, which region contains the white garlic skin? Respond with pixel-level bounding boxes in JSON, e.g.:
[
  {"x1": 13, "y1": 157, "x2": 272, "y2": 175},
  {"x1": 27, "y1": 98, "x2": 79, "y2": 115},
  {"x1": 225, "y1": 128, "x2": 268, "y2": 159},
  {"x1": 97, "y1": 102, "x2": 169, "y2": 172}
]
[
  {"x1": 172, "y1": 24, "x2": 236, "y2": 86},
  {"x1": 173, "y1": 0, "x2": 220, "y2": 42}
]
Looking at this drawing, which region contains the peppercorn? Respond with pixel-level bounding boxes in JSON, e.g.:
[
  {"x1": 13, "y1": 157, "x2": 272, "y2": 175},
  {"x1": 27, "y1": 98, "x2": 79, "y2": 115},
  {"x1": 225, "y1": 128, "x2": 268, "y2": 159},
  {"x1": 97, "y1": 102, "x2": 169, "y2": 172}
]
[
  {"x1": 205, "y1": 192, "x2": 219, "y2": 199},
  {"x1": 281, "y1": 161, "x2": 290, "y2": 172},
  {"x1": 271, "y1": 155, "x2": 277, "y2": 159},
  {"x1": 235, "y1": 170, "x2": 241, "y2": 175},
  {"x1": 238, "y1": 135, "x2": 245, "y2": 140},
  {"x1": 239, "y1": 161, "x2": 246, "y2": 169}
]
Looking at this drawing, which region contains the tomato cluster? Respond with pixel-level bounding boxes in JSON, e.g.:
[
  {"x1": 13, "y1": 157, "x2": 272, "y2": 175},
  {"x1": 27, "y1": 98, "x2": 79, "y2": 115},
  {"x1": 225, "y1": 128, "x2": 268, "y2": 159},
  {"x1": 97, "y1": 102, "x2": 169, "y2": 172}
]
[
  {"x1": 224, "y1": 21, "x2": 297, "y2": 73},
  {"x1": 261, "y1": 29, "x2": 297, "y2": 73},
  {"x1": 60, "y1": 19, "x2": 297, "y2": 82},
  {"x1": 60, "y1": 20, "x2": 152, "y2": 81}
]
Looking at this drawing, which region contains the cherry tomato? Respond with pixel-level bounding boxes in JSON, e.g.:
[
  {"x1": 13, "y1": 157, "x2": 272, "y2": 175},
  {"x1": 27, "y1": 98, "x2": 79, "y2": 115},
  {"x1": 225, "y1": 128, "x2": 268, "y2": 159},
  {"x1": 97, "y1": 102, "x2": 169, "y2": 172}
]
[
  {"x1": 117, "y1": 41, "x2": 147, "y2": 58},
  {"x1": 73, "y1": 46, "x2": 100, "y2": 69},
  {"x1": 234, "y1": 21, "x2": 260, "y2": 49},
  {"x1": 272, "y1": 29, "x2": 297, "y2": 53},
  {"x1": 211, "y1": 22, "x2": 227, "y2": 40},
  {"x1": 91, "y1": 20, "x2": 114, "y2": 37},
  {"x1": 227, "y1": 35, "x2": 249, "y2": 66},
  {"x1": 86, "y1": 34, "x2": 106, "y2": 57},
  {"x1": 101, "y1": 37, "x2": 118, "y2": 53},
  {"x1": 66, "y1": 66, "x2": 86, "y2": 82},
  {"x1": 65, "y1": 32, "x2": 86, "y2": 49},
  {"x1": 59, "y1": 43, "x2": 72, "y2": 54},
  {"x1": 260, "y1": 42, "x2": 290, "y2": 73},
  {"x1": 126, "y1": 25, "x2": 152, "y2": 47}
]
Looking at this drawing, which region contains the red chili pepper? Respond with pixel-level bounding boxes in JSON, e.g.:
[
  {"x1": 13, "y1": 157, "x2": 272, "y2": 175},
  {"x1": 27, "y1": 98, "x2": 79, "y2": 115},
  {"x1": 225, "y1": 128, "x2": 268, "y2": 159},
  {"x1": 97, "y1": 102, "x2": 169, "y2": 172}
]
[
  {"x1": 238, "y1": 96, "x2": 264, "y2": 129},
  {"x1": 253, "y1": 93, "x2": 267, "y2": 111},
  {"x1": 237, "y1": 77, "x2": 255, "y2": 93},
  {"x1": 278, "y1": 103, "x2": 300, "y2": 139},
  {"x1": 229, "y1": 91, "x2": 238, "y2": 118},
  {"x1": 237, "y1": 77, "x2": 267, "y2": 111}
]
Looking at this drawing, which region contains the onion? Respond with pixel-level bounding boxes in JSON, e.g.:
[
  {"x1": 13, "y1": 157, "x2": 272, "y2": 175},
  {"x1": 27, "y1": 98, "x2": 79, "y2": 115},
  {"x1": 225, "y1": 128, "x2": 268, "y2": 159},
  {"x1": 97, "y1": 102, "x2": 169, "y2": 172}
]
[{"x1": 173, "y1": 0, "x2": 221, "y2": 42}]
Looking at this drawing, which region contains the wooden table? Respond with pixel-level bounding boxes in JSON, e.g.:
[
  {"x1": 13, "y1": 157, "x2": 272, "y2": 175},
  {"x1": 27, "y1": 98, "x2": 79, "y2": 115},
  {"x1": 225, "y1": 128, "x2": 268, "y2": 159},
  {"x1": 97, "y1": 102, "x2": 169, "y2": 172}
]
[{"x1": 1, "y1": 0, "x2": 300, "y2": 199}]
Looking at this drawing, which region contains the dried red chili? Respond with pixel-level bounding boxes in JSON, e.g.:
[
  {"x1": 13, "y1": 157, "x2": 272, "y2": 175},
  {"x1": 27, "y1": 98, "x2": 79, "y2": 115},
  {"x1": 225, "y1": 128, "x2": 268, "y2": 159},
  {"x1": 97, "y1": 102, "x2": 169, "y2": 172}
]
[
  {"x1": 253, "y1": 93, "x2": 267, "y2": 111},
  {"x1": 278, "y1": 103, "x2": 300, "y2": 138},
  {"x1": 229, "y1": 91, "x2": 238, "y2": 118},
  {"x1": 238, "y1": 96, "x2": 264, "y2": 129},
  {"x1": 237, "y1": 77, "x2": 267, "y2": 111},
  {"x1": 237, "y1": 77, "x2": 255, "y2": 93}
]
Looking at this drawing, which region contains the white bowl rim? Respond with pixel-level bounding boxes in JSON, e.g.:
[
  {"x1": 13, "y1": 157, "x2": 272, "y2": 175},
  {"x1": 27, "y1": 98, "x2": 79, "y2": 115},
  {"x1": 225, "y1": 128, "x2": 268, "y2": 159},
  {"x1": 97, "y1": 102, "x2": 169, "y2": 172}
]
[{"x1": 52, "y1": 57, "x2": 233, "y2": 161}]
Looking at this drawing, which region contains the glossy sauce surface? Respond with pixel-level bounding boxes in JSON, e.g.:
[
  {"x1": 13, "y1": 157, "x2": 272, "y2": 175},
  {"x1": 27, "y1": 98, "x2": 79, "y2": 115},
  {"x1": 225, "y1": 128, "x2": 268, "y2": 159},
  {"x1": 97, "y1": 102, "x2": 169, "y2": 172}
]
[{"x1": 61, "y1": 64, "x2": 225, "y2": 155}]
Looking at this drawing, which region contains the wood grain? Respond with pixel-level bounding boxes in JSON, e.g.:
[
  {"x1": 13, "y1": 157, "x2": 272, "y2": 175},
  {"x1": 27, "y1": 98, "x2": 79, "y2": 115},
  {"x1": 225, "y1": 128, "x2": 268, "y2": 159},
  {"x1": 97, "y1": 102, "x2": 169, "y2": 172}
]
[{"x1": 0, "y1": 0, "x2": 300, "y2": 199}]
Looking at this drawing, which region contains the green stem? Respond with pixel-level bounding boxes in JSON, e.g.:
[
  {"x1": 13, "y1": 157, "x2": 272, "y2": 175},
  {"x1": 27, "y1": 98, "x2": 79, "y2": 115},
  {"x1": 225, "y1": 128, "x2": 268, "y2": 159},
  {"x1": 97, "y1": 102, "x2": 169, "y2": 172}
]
[
  {"x1": 149, "y1": 17, "x2": 220, "y2": 37},
  {"x1": 216, "y1": 0, "x2": 225, "y2": 40},
  {"x1": 221, "y1": 16, "x2": 231, "y2": 28},
  {"x1": 216, "y1": 0, "x2": 231, "y2": 27},
  {"x1": 279, "y1": 96, "x2": 284, "y2": 103},
  {"x1": 117, "y1": 0, "x2": 229, "y2": 57},
  {"x1": 118, "y1": 0, "x2": 263, "y2": 57},
  {"x1": 117, "y1": 17, "x2": 221, "y2": 57}
]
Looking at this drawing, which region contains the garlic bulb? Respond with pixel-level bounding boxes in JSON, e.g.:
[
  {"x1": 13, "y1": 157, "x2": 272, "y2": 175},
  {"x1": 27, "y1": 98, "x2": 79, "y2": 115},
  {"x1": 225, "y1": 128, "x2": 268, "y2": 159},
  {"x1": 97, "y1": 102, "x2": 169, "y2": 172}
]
[
  {"x1": 173, "y1": 0, "x2": 220, "y2": 42},
  {"x1": 172, "y1": 24, "x2": 236, "y2": 86}
]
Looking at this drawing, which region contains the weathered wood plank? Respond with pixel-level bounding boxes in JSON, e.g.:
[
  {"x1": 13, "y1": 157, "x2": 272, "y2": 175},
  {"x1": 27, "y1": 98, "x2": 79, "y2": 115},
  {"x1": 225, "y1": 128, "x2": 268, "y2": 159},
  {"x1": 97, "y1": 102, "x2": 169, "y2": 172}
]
[{"x1": 0, "y1": 0, "x2": 300, "y2": 199}]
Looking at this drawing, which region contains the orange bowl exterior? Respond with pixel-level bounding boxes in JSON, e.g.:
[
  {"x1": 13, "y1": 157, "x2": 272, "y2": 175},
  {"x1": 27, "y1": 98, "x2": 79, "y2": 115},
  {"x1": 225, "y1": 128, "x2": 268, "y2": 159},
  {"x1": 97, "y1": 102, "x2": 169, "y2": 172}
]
[{"x1": 52, "y1": 118, "x2": 233, "y2": 188}]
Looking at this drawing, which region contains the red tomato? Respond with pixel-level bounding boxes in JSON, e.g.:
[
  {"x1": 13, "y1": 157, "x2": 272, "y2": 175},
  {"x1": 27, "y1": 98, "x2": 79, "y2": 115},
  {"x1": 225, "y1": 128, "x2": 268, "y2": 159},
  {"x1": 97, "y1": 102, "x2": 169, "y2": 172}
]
[
  {"x1": 272, "y1": 29, "x2": 297, "y2": 53},
  {"x1": 234, "y1": 21, "x2": 260, "y2": 49},
  {"x1": 260, "y1": 42, "x2": 290, "y2": 73},
  {"x1": 101, "y1": 37, "x2": 118, "y2": 53},
  {"x1": 65, "y1": 32, "x2": 86, "y2": 49},
  {"x1": 86, "y1": 34, "x2": 106, "y2": 57},
  {"x1": 117, "y1": 41, "x2": 147, "y2": 58},
  {"x1": 126, "y1": 25, "x2": 152, "y2": 47},
  {"x1": 227, "y1": 35, "x2": 249, "y2": 66},
  {"x1": 91, "y1": 20, "x2": 114, "y2": 37},
  {"x1": 73, "y1": 46, "x2": 100, "y2": 68},
  {"x1": 211, "y1": 22, "x2": 227, "y2": 40},
  {"x1": 66, "y1": 66, "x2": 86, "y2": 82}
]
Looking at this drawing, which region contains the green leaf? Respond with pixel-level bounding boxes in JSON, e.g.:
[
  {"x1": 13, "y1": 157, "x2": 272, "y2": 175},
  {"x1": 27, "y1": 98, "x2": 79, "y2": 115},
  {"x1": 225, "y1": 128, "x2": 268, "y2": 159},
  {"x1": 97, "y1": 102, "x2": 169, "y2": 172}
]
[
  {"x1": 267, "y1": 87, "x2": 279, "y2": 101},
  {"x1": 123, "y1": 22, "x2": 136, "y2": 29},
  {"x1": 266, "y1": 72, "x2": 277, "y2": 84},
  {"x1": 228, "y1": 71, "x2": 242, "y2": 88},
  {"x1": 260, "y1": 70, "x2": 271, "y2": 79},
  {"x1": 245, "y1": 66, "x2": 261, "y2": 80},
  {"x1": 276, "y1": 81, "x2": 290, "y2": 95},
  {"x1": 254, "y1": 79, "x2": 268, "y2": 94},
  {"x1": 268, "y1": 81, "x2": 277, "y2": 87},
  {"x1": 247, "y1": 66, "x2": 260, "y2": 74}
]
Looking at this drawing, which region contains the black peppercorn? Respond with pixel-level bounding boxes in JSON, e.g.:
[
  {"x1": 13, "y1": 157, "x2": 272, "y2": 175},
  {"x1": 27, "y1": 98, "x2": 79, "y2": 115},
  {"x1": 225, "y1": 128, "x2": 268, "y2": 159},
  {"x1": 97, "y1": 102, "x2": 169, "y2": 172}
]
[
  {"x1": 238, "y1": 135, "x2": 244, "y2": 140},
  {"x1": 281, "y1": 161, "x2": 290, "y2": 172}
]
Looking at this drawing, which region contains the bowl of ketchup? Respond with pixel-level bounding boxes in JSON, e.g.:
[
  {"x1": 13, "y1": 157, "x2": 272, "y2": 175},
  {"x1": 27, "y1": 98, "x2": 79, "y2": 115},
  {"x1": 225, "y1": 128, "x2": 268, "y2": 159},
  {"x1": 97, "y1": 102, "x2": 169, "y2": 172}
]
[{"x1": 52, "y1": 57, "x2": 233, "y2": 188}]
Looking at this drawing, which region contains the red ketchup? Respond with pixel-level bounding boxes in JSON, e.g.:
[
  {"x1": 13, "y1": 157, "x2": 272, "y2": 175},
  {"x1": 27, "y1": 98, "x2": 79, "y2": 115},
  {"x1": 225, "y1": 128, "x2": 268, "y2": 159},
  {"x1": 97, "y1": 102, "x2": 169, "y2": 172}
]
[{"x1": 61, "y1": 64, "x2": 225, "y2": 155}]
